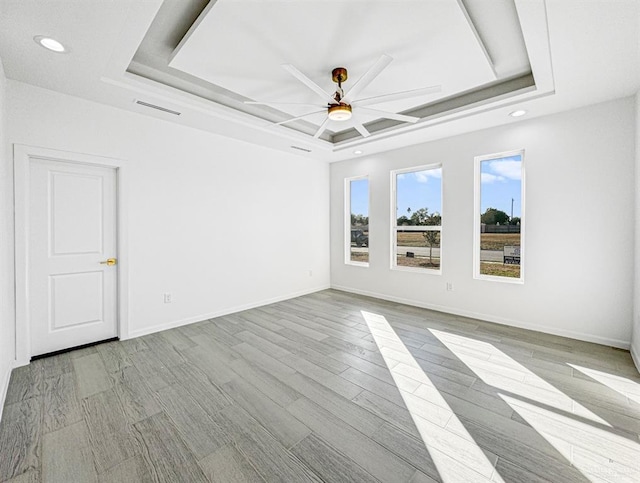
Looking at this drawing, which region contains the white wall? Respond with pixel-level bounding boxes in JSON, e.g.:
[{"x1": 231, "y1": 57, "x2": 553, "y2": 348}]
[
  {"x1": 0, "y1": 59, "x2": 15, "y2": 417},
  {"x1": 331, "y1": 98, "x2": 635, "y2": 348},
  {"x1": 632, "y1": 92, "x2": 640, "y2": 367},
  {"x1": 7, "y1": 81, "x2": 330, "y2": 362}
]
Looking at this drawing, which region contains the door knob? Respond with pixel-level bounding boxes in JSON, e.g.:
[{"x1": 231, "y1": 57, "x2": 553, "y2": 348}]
[{"x1": 99, "y1": 258, "x2": 117, "y2": 266}]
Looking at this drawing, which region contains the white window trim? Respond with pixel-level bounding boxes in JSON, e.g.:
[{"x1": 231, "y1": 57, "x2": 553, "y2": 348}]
[
  {"x1": 390, "y1": 163, "x2": 443, "y2": 275},
  {"x1": 345, "y1": 175, "x2": 370, "y2": 267},
  {"x1": 473, "y1": 149, "x2": 525, "y2": 284}
]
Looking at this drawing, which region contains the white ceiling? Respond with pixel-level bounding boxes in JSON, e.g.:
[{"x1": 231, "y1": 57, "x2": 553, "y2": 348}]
[{"x1": 0, "y1": 0, "x2": 638, "y2": 162}]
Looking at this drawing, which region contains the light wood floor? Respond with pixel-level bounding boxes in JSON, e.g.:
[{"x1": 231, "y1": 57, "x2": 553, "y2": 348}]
[{"x1": 1, "y1": 289, "x2": 640, "y2": 482}]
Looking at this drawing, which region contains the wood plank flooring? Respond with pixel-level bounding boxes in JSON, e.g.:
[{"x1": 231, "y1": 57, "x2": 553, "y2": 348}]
[{"x1": 1, "y1": 289, "x2": 640, "y2": 482}]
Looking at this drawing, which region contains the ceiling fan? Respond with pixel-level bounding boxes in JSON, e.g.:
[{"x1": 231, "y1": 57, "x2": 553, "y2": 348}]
[{"x1": 245, "y1": 54, "x2": 441, "y2": 139}]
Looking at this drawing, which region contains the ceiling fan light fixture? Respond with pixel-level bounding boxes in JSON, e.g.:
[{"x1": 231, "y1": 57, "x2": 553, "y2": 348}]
[{"x1": 328, "y1": 103, "x2": 352, "y2": 121}]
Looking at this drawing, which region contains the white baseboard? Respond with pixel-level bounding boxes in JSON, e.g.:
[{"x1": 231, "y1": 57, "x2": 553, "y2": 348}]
[
  {"x1": 0, "y1": 360, "x2": 16, "y2": 424},
  {"x1": 125, "y1": 284, "x2": 331, "y2": 340},
  {"x1": 331, "y1": 284, "x2": 631, "y2": 350}
]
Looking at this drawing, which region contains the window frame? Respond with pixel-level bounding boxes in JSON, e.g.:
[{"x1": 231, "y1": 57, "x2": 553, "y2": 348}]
[
  {"x1": 390, "y1": 163, "x2": 443, "y2": 275},
  {"x1": 344, "y1": 175, "x2": 370, "y2": 267},
  {"x1": 473, "y1": 149, "x2": 526, "y2": 284}
]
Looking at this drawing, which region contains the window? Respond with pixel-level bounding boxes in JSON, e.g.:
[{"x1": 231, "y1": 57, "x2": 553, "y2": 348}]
[
  {"x1": 392, "y1": 165, "x2": 442, "y2": 272},
  {"x1": 345, "y1": 176, "x2": 369, "y2": 266},
  {"x1": 474, "y1": 150, "x2": 525, "y2": 282}
]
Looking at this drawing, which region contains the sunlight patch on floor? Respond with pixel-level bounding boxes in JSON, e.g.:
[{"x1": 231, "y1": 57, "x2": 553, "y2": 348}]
[
  {"x1": 498, "y1": 394, "x2": 640, "y2": 482},
  {"x1": 361, "y1": 311, "x2": 503, "y2": 483},
  {"x1": 430, "y1": 329, "x2": 611, "y2": 427},
  {"x1": 569, "y1": 363, "x2": 640, "y2": 406},
  {"x1": 429, "y1": 329, "x2": 640, "y2": 482}
]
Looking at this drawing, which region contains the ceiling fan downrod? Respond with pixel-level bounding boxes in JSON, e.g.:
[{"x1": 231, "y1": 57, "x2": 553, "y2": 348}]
[
  {"x1": 328, "y1": 67, "x2": 352, "y2": 121},
  {"x1": 332, "y1": 67, "x2": 348, "y2": 103}
]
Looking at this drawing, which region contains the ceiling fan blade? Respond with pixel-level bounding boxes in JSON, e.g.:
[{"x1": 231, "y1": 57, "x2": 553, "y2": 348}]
[
  {"x1": 353, "y1": 122, "x2": 371, "y2": 138},
  {"x1": 343, "y1": 54, "x2": 393, "y2": 103},
  {"x1": 313, "y1": 117, "x2": 330, "y2": 139},
  {"x1": 357, "y1": 107, "x2": 420, "y2": 123},
  {"x1": 281, "y1": 64, "x2": 338, "y2": 105},
  {"x1": 245, "y1": 101, "x2": 323, "y2": 108},
  {"x1": 353, "y1": 85, "x2": 442, "y2": 107},
  {"x1": 275, "y1": 110, "x2": 325, "y2": 126}
]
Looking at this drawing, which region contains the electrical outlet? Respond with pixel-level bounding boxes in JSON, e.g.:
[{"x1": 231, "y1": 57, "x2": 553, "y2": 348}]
[
  {"x1": 446, "y1": 282, "x2": 454, "y2": 292},
  {"x1": 163, "y1": 293, "x2": 172, "y2": 303}
]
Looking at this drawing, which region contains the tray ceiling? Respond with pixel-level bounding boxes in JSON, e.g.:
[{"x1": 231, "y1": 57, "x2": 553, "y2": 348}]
[{"x1": 129, "y1": 0, "x2": 532, "y2": 143}]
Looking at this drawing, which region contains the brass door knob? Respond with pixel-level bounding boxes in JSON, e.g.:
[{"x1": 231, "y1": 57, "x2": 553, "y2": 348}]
[{"x1": 99, "y1": 258, "x2": 117, "y2": 266}]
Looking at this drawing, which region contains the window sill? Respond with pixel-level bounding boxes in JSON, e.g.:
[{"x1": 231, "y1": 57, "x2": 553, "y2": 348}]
[
  {"x1": 345, "y1": 261, "x2": 369, "y2": 268},
  {"x1": 391, "y1": 265, "x2": 441, "y2": 275},
  {"x1": 474, "y1": 274, "x2": 524, "y2": 284}
]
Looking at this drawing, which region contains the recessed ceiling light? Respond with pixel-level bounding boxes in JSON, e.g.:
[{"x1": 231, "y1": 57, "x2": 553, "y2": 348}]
[
  {"x1": 509, "y1": 110, "x2": 527, "y2": 118},
  {"x1": 353, "y1": 150, "x2": 363, "y2": 155},
  {"x1": 34, "y1": 36, "x2": 67, "y2": 53}
]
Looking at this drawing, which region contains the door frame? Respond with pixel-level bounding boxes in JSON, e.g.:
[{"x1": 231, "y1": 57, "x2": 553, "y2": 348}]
[{"x1": 14, "y1": 144, "x2": 130, "y2": 365}]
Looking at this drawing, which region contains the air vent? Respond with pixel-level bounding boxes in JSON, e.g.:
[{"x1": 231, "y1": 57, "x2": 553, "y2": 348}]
[
  {"x1": 290, "y1": 145, "x2": 312, "y2": 153},
  {"x1": 134, "y1": 100, "x2": 181, "y2": 116}
]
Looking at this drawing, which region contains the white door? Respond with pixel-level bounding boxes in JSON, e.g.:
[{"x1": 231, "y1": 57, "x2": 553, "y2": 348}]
[{"x1": 29, "y1": 158, "x2": 118, "y2": 357}]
